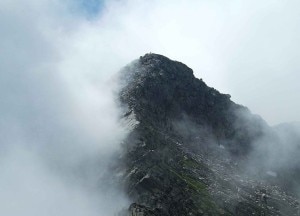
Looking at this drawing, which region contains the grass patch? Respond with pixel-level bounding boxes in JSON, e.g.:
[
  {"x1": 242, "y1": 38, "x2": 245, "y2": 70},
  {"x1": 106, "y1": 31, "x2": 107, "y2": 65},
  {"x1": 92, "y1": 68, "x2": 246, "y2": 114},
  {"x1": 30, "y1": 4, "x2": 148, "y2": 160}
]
[
  {"x1": 182, "y1": 158, "x2": 199, "y2": 168},
  {"x1": 164, "y1": 164, "x2": 227, "y2": 215}
]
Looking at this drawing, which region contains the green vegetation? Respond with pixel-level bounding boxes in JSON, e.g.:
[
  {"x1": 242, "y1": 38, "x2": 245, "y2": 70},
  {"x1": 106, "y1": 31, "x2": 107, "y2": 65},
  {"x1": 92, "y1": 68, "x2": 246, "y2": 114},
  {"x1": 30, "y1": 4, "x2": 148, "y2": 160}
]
[
  {"x1": 182, "y1": 157, "x2": 210, "y2": 172},
  {"x1": 182, "y1": 158, "x2": 200, "y2": 168},
  {"x1": 164, "y1": 163, "x2": 225, "y2": 215}
]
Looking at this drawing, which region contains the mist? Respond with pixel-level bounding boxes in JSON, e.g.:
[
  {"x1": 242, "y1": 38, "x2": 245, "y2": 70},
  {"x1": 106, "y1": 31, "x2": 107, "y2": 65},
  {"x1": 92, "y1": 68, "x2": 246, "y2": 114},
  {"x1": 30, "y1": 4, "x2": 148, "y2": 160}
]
[
  {"x1": 245, "y1": 118, "x2": 300, "y2": 197},
  {"x1": 0, "y1": 0, "x2": 130, "y2": 215},
  {"x1": 1, "y1": 0, "x2": 300, "y2": 215},
  {"x1": 65, "y1": 0, "x2": 300, "y2": 125}
]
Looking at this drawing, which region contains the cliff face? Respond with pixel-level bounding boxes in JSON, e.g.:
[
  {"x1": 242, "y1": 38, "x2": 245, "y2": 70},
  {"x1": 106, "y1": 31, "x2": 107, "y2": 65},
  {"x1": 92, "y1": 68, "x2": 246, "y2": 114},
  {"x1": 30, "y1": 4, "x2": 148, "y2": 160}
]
[{"x1": 118, "y1": 54, "x2": 299, "y2": 215}]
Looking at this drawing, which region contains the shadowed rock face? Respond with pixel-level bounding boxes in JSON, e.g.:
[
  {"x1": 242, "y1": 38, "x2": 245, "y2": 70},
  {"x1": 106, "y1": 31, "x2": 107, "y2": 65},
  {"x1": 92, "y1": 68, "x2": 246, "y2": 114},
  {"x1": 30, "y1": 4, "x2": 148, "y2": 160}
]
[{"x1": 117, "y1": 54, "x2": 299, "y2": 216}]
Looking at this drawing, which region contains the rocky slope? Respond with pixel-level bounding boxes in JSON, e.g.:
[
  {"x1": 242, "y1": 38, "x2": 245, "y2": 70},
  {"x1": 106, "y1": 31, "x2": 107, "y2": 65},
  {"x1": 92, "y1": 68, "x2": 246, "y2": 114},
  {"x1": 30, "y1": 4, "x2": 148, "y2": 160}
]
[{"x1": 117, "y1": 54, "x2": 300, "y2": 215}]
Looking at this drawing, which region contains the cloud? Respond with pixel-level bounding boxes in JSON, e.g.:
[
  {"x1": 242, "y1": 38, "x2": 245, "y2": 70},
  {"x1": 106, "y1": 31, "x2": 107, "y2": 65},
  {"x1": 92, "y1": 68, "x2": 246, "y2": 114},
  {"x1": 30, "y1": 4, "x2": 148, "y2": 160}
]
[
  {"x1": 1, "y1": 0, "x2": 300, "y2": 215},
  {"x1": 0, "y1": 0, "x2": 129, "y2": 215},
  {"x1": 67, "y1": 0, "x2": 300, "y2": 125}
]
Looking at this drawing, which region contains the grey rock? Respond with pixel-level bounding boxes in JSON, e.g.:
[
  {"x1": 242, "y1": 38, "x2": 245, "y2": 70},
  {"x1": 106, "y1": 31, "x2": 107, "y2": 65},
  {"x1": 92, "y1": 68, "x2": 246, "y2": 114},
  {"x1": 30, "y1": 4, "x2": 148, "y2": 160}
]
[{"x1": 117, "y1": 53, "x2": 299, "y2": 216}]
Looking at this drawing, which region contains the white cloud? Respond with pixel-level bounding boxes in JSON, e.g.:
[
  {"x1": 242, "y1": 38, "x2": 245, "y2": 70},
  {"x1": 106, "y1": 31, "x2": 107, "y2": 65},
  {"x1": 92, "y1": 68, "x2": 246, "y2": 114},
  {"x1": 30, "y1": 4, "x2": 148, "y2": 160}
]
[
  {"x1": 71, "y1": 0, "x2": 300, "y2": 125},
  {"x1": 0, "y1": 0, "x2": 129, "y2": 215}
]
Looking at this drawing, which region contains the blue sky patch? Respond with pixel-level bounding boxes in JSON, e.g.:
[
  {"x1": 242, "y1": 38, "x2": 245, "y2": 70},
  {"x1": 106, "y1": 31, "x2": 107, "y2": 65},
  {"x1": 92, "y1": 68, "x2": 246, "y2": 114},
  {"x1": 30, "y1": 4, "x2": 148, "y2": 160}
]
[{"x1": 72, "y1": 0, "x2": 105, "y2": 18}]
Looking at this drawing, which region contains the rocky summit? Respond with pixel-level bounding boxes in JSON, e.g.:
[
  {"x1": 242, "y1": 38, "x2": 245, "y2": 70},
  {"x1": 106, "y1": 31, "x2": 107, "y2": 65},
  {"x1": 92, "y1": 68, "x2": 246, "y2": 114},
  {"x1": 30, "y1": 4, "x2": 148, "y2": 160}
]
[{"x1": 117, "y1": 54, "x2": 300, "y2": 215}]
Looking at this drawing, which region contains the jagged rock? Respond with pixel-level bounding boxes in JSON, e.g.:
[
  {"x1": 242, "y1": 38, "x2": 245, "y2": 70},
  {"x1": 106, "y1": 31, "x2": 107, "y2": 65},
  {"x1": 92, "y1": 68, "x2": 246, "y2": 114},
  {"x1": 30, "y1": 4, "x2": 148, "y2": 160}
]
[{"x1": 117, "y1": 53, "x2": 299, "y2": 215}]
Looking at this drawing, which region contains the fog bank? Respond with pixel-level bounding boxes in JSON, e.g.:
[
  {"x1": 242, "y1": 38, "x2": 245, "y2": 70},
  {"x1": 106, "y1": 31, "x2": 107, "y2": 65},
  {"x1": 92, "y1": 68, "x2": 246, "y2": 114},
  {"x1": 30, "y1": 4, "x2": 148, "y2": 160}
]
[{"x1": 0, "y1": 0, "x2": 129, "y2": 215}]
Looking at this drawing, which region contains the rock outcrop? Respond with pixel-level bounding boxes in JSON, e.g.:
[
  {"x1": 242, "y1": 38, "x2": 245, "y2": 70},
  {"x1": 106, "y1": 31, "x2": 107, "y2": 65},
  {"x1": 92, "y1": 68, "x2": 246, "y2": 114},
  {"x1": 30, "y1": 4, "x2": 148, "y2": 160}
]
[{"x1": 117, "y1": 54, "x2": 299, "y2": 215}]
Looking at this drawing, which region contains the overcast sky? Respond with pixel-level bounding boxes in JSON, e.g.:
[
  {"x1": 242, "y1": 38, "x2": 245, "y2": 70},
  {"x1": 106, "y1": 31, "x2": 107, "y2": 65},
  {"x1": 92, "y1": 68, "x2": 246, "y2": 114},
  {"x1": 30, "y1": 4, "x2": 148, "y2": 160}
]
[{"x1": 0, "y1": 0, "x2": 300, "y2": 215}]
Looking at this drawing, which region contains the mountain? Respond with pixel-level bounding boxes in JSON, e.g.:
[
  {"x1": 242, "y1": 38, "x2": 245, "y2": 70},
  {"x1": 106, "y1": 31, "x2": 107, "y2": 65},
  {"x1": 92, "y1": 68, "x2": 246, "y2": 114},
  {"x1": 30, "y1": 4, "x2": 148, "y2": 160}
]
[{"x1": 117, "y1": 54, "x2": 300, "y2": 215}]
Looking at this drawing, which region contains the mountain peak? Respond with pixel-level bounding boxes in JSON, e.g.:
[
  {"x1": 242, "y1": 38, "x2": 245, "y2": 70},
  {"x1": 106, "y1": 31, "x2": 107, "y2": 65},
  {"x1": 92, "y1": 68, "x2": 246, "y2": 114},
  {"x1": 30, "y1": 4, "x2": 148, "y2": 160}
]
[
  {"x1": 121, "y1": 53, "x2": 195, "y2": 86},
  {"x1": 118, "y1": 54, "x2": 299, "y2": 216},
  {"x1": 120, "y1": 53, "x2": 261, "y2": 154}
]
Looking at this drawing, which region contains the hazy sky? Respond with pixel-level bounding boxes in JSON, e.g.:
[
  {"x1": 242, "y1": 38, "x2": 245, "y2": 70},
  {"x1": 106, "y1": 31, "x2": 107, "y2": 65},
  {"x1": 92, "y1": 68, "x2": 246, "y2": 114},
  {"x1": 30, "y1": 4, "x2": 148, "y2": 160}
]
[{"x1": 1, "y1": 0, "x2": 300, "y2": 215}]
